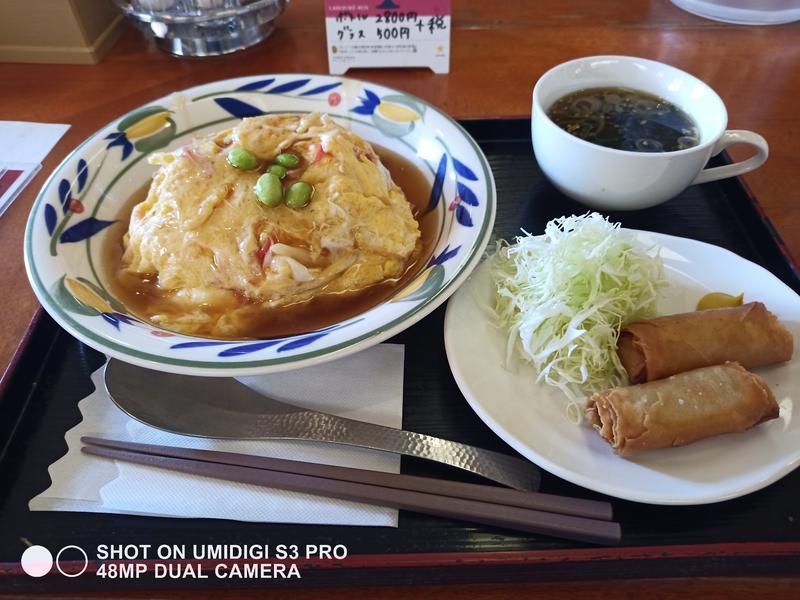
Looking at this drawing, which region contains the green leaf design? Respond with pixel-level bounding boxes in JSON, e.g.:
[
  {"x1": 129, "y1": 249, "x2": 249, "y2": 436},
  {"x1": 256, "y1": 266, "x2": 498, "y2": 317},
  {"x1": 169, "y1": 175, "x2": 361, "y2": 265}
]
[
  {"x1": 396, "y1": 265, "x2": 445, "y2": 303},
  {"x1": 52, "y1": 276, "x2": 102, "y2": 317},
  {"x1": 133, "y1": 119, "x2": 177, "y2": 154},
  {"x1": 371, "y1": 113, "x2": 414, "y2": 138},
  {"x1": 76, "y1": 277, "x2": 127, "y2": 314},
  {"x1": 117, "y1": 105, "x2": 170, "y2": 132}
]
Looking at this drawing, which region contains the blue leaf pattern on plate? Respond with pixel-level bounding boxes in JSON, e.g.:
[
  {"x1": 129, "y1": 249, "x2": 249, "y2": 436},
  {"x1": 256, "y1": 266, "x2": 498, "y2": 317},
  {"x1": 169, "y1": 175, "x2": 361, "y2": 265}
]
[
  {"x1": 44, "y1": 204, "x2": 57, "y2": 236},
  {"x1": 169, "y1": 319, "x2": 363, "y2": 357},
  {"x1": 351, "y1": 89, "x2": 381, "y2": 115},
  {"x1": 102, "y1": 313, "x2": 120, "y2": 329},
  {"x1": 170, "y1": 340, "x2": 232, "y2": 349},
  {"x1": 429, "y1": 244, "x2": 461, "y2": 267},
  {"x1": 456, "y1": 181, "x2": 479, "y2": 206},
  {"x1": 235, "y1": 78, "x2": 275, "y2": 91},
  {"x1": 452, "y1": 158, "x2": 478, "y2": 181},
  {"x1": 214, "y1": 97, "x2": 265, "y2": 119},
  {"x1": 455, "y1": 204, "x2": 473, "y2": 227},
  {"x1": 99, "y1": 313, "x2": 137, "y2": 330},
  {"x1": 299, "y1": 82, "x2": 342, "y2": 96},
  {"x1": 218, "y1": 339, "x2": 283, "y2": 357},
  {"x1": 77, "y1": 159, "x2": 88, "y2": 192},
  {"x1": 268, "y1": 79, "x2": 311, "y2": 94},
  {"x1": 426, "y1": 154, "x2": 448, "y2": 213},
  {"x1": 105, "y1": 132, "x2": 134, "y2": 161},
  {"x1": 58, "y1": 179, "x2": 71, "y2": 213},
  {"x1": 112, "y1": 312, "x2": 138, "y2": 325},
  {"x1": 277, "y1": 333, "x2": 328, "y2": 352},
  {"x1": 59, "y1": 217, "x2": 116, "y2": 243}
]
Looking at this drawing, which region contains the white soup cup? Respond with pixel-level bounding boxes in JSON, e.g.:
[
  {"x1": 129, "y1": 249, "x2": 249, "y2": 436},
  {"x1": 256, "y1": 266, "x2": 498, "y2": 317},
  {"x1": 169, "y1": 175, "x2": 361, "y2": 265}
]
[{"x1": 531, "y1": 55, "x2": 768, "y2": 210}]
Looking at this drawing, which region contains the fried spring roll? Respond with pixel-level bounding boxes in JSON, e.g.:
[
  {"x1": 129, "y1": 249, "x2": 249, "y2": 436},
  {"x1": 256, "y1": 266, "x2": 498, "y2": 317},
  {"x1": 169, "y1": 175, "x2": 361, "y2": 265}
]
[
  {"x1": 586, "y1": 363, "x2": 779, "y2": 455},
  {"x1": 618, "y1": 302, "x2": 793, "y2": 384}
]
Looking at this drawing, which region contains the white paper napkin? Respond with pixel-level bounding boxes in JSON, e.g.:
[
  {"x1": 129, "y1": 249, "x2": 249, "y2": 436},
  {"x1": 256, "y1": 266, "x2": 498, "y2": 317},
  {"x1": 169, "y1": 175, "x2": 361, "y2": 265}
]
[
  {"x1": 30, "y1": 344, "x2": 405, "y2": 526},
  {"x1": 0, "y1": 121, "x2": 69, "y2": 217},
  {"x1": 0, "y1": 121, "x2": 70, "y2": 164}
]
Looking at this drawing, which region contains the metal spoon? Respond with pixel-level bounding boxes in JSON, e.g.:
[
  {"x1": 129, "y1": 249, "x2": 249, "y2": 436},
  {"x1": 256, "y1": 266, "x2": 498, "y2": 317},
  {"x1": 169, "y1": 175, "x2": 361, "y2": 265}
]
[{"x1": 103, "y1": 359, "x2": 540, "y2": 491}]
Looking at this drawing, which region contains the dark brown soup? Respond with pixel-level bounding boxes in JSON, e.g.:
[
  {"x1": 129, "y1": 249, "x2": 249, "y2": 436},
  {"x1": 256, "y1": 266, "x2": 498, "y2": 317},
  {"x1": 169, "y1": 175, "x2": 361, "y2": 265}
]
[
  {"x1": 547, "y1": 87, "x2": 700, "y2": 152},
  {"x1": 104, "y1": 146, "x2": 438, "y2": 339}
]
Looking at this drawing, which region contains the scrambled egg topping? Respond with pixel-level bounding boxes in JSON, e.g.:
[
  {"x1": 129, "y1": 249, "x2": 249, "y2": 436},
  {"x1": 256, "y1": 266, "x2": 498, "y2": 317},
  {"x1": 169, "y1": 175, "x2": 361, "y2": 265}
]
[{"x1": 121, "y1": 113, "x2": 421, "y2": 337}]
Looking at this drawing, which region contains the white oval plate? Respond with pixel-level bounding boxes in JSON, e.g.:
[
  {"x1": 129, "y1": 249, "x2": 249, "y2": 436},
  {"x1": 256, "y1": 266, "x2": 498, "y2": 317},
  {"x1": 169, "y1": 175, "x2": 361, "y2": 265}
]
[{"x1": 444, "y1": 231, "x2": 800, "y2": 504}]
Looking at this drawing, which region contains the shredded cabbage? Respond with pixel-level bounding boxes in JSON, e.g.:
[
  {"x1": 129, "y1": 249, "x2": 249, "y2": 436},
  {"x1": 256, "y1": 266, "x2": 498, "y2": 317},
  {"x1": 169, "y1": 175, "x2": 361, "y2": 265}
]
[{"x1": 490, "y1": 213, "x2": 667, "y2": 401}]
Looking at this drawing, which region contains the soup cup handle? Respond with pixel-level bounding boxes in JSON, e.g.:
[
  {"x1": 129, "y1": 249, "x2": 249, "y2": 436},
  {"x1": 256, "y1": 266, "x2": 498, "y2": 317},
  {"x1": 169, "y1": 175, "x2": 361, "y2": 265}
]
[{"x1": 692, "y1": 130, "x2": 769, "y2": 185}]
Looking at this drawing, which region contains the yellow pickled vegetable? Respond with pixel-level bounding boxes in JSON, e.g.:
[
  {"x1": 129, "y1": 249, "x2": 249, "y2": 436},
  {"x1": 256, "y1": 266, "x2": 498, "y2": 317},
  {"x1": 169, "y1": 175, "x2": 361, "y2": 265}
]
[{"x1": 696, "y1": 291, "x2": 744, "y2": 310}]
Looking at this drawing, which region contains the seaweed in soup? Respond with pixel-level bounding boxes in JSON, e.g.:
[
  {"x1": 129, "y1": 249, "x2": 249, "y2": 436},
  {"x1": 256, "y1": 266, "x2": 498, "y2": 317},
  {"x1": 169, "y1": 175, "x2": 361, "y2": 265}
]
[{"x1": 547, "y1": 87, "x2": 700, "y2": 153}]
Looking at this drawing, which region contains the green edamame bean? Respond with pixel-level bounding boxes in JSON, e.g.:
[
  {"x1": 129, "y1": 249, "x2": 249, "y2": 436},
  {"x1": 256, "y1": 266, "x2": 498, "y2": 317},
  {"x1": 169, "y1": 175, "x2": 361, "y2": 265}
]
[
  {"x1": 227, "y1": 147, "x2": 258, "y2": 170},
  {"x1": 275, "y1": 152, "x2": 300, "y2": 168},
  {"x1": 254, "y1": 173, "x2": 283, "y2": 207},
  {"x1": 285, "y1": 182, "x2": 313, "y2": 209},
  {"x1": 266, "y1": 164, "x2": 287, "y2": 179}
]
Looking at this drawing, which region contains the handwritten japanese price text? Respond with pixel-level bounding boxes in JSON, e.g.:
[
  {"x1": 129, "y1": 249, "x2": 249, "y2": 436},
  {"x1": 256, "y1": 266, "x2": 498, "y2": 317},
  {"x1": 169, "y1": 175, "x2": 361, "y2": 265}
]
[
  {"x1": 325, "y1": 1, "x2": 451, "y2": 74},
  {"x1": 335, "y1": 11, "x2": 447, "y2": 41}
]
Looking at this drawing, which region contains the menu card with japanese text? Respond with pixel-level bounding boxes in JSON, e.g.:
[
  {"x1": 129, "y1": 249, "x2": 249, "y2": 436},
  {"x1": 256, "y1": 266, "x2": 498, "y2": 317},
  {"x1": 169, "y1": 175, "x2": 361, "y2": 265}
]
[{"x1": 325, "y1": 1, "x2": 451, "y2": 74}]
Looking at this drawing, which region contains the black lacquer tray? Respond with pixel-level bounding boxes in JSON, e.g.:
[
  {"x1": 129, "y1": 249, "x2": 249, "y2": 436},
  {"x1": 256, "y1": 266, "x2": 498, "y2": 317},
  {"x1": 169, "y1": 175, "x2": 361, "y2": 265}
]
[{"x1": 1, "y1": 119, "x2": 799, "y2": 593}]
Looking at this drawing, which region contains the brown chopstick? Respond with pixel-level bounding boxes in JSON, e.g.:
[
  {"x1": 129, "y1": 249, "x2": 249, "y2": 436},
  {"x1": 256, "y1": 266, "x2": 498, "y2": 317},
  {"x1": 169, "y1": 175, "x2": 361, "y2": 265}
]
[
  {"x1": 81, "y1": 438, "x2": 620, "y2": 545},
  {"x1": 81, "y1": 436, "x2": 612, "y2": 521}
]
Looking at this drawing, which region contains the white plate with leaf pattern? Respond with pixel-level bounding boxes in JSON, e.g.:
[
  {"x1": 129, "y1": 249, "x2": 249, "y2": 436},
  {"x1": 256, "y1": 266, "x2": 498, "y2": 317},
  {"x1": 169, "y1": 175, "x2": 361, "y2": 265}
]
[{"x1": 24, "y1": 75, "x2": 495, "y2": 376}]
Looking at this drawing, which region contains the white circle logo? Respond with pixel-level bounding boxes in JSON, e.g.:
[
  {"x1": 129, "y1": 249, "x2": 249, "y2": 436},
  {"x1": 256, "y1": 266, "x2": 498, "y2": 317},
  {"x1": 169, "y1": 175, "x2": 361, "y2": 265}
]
[
  {"x1": 20, "y1": 545, "x2": 53, "y2": 577},
  {"x1": 56, "y1": 545, "x2": 89, "y2": 578}
]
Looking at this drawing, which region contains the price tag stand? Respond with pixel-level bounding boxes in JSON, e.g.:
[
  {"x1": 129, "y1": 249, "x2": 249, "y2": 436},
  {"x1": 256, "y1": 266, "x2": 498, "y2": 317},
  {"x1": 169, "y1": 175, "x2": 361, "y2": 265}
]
[{"x1": 325, "y1": 1, "x2": 451, "y2": 74}]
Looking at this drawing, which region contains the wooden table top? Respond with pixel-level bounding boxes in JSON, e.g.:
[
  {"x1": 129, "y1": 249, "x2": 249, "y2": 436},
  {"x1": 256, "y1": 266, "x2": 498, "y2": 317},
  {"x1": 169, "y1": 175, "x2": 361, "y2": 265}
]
[{"x1": 1, "y1": 0, "x2": 799, "y2": 595}]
